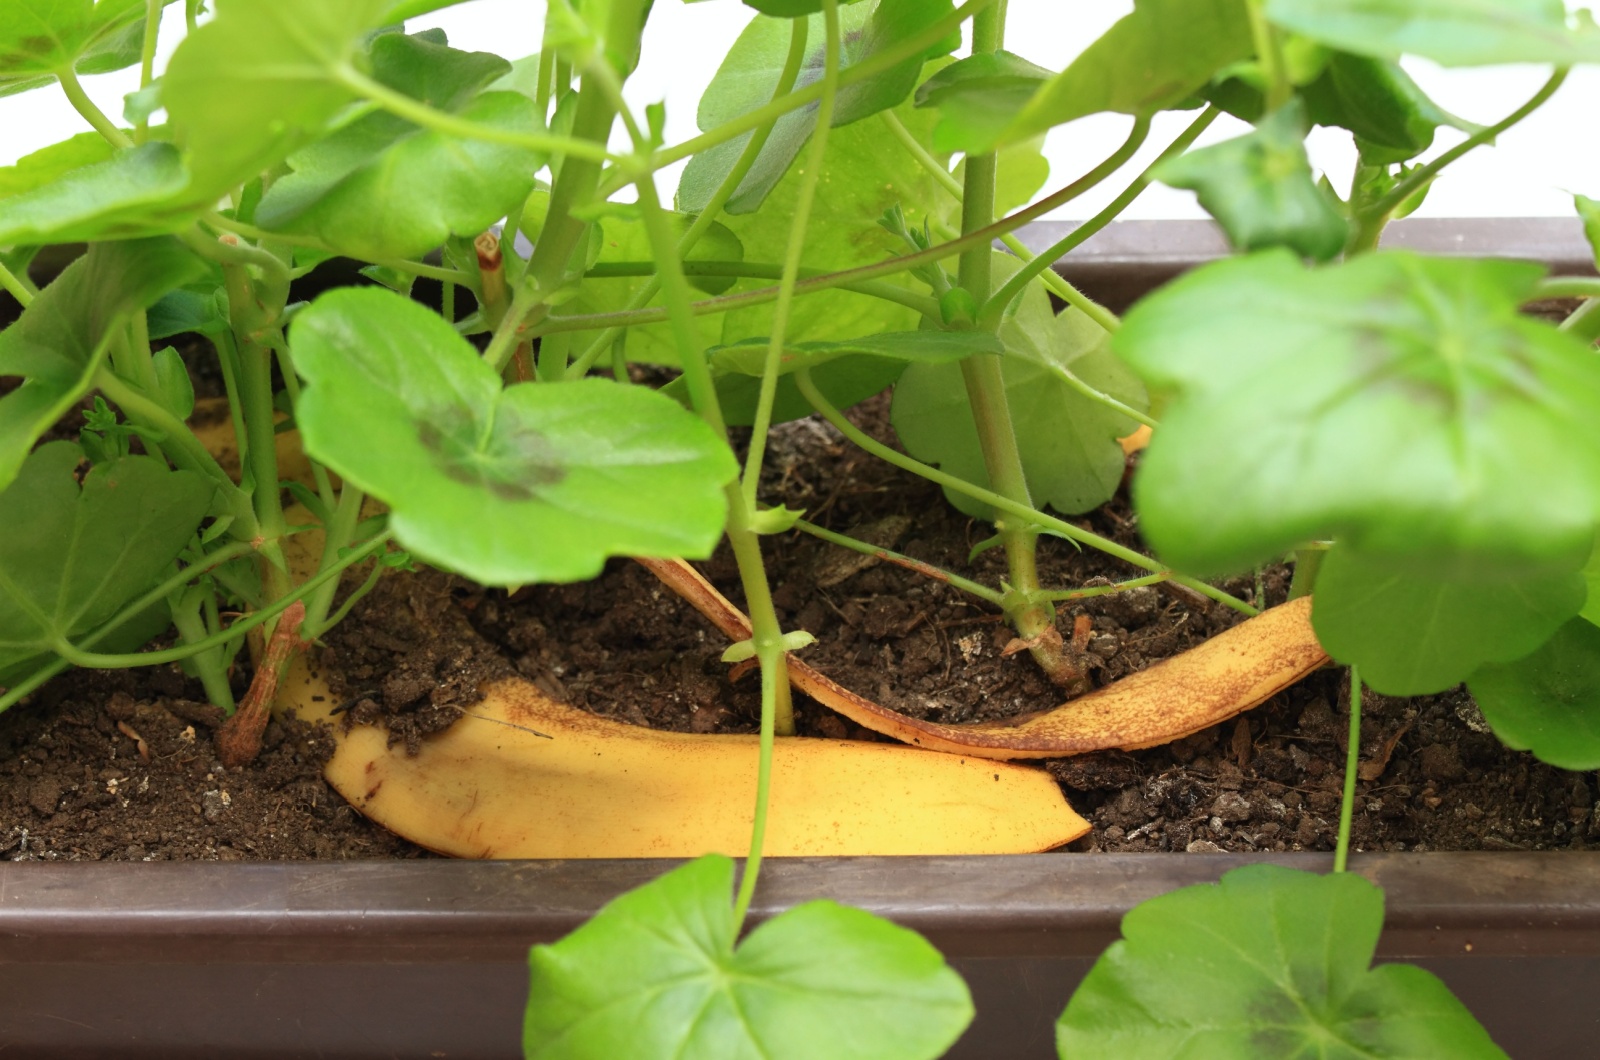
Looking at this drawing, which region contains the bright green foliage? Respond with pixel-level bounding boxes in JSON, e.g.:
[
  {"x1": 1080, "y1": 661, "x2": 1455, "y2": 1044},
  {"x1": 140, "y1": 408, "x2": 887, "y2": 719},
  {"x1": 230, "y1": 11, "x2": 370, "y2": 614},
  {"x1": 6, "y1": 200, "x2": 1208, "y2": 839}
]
[
  {"x1": 1302, "y1": 53, "x2": 1464, "y2": 164},
  {"x1": 913, "y1": 50, "x2": 1052, "y2": 155},
  {"x1": 256, "y1": 32, "x2": 547, "y2": 260},
  {"x1": 535, "y1": 200, "x2": 746, "y2": 367},
  {"x1": 738, "y1": 0, "x2": 870, "y2": 15},
  {"x1": 1058, "y1": 865, "x2": 1504, "y2": 1058},
  {"x1": 0, "y1": 443, "x2": 212, "y2": 687},
  {"x1": 1578, "y1": 194, "x2": 1600, "y2": 267},
  {"x1": 676, "y1": 328, "x2": 1004, "y2": 425},
  {"x1": 1117, "y1": 251, "x2": 1600, "y2": 578},
  {"x1": 1005, "y1": 0, "x2": 1253, "y2": 143},
  {"x1": 0, "y1": 132, "x2": 112, "y2": 199},
  {"x1": 0, "y1": 0, "x2": 170, "y2": 97},
  {"x1": 523, "y1": 855, "x2": 973, "y2": 1060},
  {"x1": 1265, "y1": 0, "x2": 1600, "y2": 66},
  {"x1": 0, "y1": 143, "x2": 191, "y2": 246},
  {"x1": 679, "y1": 0, "x2": 956, "y2": 215},
  {"x1": 162, "y1": 0, "x2": 393, "y2": 197},
  {"x1": 1470, "y1": 617, "x2": 1600, "y2": 770},
  {"x1": 713, "y1": 100, "x2": 949, "y2": 353},
  {"x1": 0, "y1": 237, "x2": 204, "y2": 492},
  {"x1": 289, "y1": 288, "x2": 737, "y2": 586},
  {"x1": 1156, "y1": 101, "x2": 1348, "y2": 262},
  {"x1": 1312, "y1": 545, "x2": 1585, "y2": 695},
  {"x1": 894, "y1": 255, "x2": 1146, "y2": 518}
]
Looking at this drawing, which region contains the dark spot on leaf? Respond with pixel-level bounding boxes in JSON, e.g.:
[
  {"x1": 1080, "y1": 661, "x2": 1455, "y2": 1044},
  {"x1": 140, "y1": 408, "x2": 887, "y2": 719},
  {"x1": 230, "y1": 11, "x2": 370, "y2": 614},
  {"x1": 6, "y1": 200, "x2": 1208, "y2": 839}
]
[{"x1": 418, "y1": 405, "x2": 567, "y2": 501}]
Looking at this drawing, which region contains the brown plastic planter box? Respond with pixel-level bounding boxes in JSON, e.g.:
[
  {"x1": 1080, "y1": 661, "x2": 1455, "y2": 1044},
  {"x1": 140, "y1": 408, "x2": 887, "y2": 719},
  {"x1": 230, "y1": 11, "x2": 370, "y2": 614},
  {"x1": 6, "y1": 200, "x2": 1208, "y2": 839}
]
[{"x1": 2, "y1": 219, "x2": 1597, "y2": 1059}]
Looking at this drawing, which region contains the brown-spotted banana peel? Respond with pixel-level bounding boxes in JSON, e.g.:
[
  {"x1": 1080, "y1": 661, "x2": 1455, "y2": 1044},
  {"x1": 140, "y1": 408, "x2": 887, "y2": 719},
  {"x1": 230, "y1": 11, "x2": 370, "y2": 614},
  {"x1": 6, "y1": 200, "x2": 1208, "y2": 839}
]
[
  {"x1": 637, "y1": 557, "x2": 1329, "y2": 761},
  {"x1": 272, "y1": 512, "x2": 1088, "y2": 858}
]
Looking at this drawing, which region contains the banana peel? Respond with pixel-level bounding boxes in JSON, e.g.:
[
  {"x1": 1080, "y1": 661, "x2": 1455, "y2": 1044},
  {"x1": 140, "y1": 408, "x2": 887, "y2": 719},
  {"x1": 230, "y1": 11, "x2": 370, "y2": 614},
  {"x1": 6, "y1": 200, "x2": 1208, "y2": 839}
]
[
  {"x1": 273, "y1": 514, "x2": 1087, "y2": 857},
  {"x1": 637, "y1": 557, "x2": 1328, "y2": 761}
]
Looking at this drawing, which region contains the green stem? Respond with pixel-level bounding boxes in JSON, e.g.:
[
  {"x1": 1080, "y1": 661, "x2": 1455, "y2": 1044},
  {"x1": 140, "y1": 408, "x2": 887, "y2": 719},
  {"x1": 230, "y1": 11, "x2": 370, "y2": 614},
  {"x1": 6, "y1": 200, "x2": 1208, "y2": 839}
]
[
  {"x1": 51, "y1": 533, "x2": 392, "y2": 670},
  {"x1": 651, "y1": 0, "x2": 997, "y2": 172},
  {"x1": 981, "y1": 107, "x2": 1220, "y2": 328},
  {"x1": 335, "y1": 65, "x2": 618, "y2": 164},
  {"x1": 1039, "y1": 573, "x2": 1170, "y2": 602},
  {"x1": 794, "y1": 519, "x2": 1006, "y2": 606},
  {"x1": 581, "y1": 262, "x2": 938, "y2": 317},
  {"x1": 796, "y1": 370, "x2": 1258, "y2": 615},
  {"x1": 136, "y1": 0, "x2": 162, "y2": 139},
  {"x1": 731, "y1": 632, "x2": 780, "y2": 927},
  {"x1": 1334, "y1": 667, "x2": 1362, "y2": 872},
  {"x1": 93, "y1": 369, "x2": 257, "y2": 534},
  {"x1": 539, "y1": 119, "x2": 1151, "y2": 340},
  {"x1": 743, "y1": 0, "x2": 843, "y2": 507},
  {"x1": 1562, "y1": 298, "x2": 1600, "y2": 342},
  {"x1": 57, "y1": 67, "x2": 131, "y2": 148},
  {"x1": 1042, "y1": 360, "x2": 1157, "y2": 429},
  {"x1": 1360, "y1": 69, "x2": 1568, "y2": 221},
  {"x1": 269, "y1": 334, "x2": 337, "y2": 511},
  {"x1": 204, "y1": 215, "x2": 471, "y2": 286},
  {"x1": 171, "y1": 584, "x2": 236, "y2": 712},
  {"x1": 566, "y1": 17, "x2": 811, "y2": 381},
  {"x1": 1245, "y1": 0, "x2": 1290, "y2": 112},
  {"x1": 1287, "y1": 547, "x2": 1324, "y2": 601},
  {"x1": 1534, "y1": 277, "x2": 1600, "y2": 301},
  {"x1": 0, "y1": 259, "x2": 34, "y2": 307},
  {"x1": 301, "y1": 484, "x2": 368, "y2": 640}
]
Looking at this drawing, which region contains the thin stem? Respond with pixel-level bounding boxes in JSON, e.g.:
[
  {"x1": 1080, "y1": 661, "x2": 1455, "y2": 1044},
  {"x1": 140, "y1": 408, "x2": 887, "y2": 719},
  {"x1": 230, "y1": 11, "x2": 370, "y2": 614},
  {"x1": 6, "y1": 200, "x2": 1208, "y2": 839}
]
[
  {"x1": 170, "y1": 584, "x2": 236, "y2": 712},
  {"x1": 653, "y1": 0, "x2": 998, "y2": 172},
  {"x1": 1334, "y1": 667, "x2": 1362, "y2": 872},
  {"x1": 301, "y1": 484, "x2": 368, "y2": 640},
  {"x1": 1041, "y1": 361, "x2": 1157, "y2": 429},
  {"x1": 744, "y1": 0, "x2": 843, "y2": 507},
  {"x1": 52, "y1": 533, "x2": 392, "y2": 669},
  {"x1": 1287, "y1": 547, "x2": 1324, "y2": 601},
  {"x1": 796, "y1": 370, "x2": 1258, "y2": 615},
  {"x1": 136, "y1": 0, "x2": 162, "y2": 140},
  {"x1": 1562, "y1": 298, "x2": 1600, "y2": 342},
  {"x1": 731, "y1": 636, "x2": 779, "y2": 927},
  {"x1": 539, "y1": 120, "x2": 1151, "y2": 339},
  {"x1": 57, "y1": 67, "x2": 131, "y2": 148},
  {"x1": 1533, "y1": 277, "x2": 1600, "y2": 301},
  {"x1": 205, "y1": 215, "x2": 471, "y2": 286},
  {"x1": 582, "y1": 262, "x2": 939, "y2": 316},
  {"x1": 0, "y1": 259, "x2": 34, "y2": 307},
  {"x1": 566, "y1": 16, "x2": 812, "y2": 381},
  {"x1": 981, "y1": 107, "x2": 1220, "y2": 328},
  {"x1": 1361, "y1": 69, "x2": 1568, "y2": 221},
  {"x1": 794, "y1": 519, "x2": 1006, "y2": 605},
  {"x1": 1039, "y1": 573, "x2": 1171, "y2": 602},
  {"x1": 335, "y1": 65, "x2": 619, "y2": 164},
  {"x1": 1245, "y1": 0, "x2": 1290, "y2": 112}
]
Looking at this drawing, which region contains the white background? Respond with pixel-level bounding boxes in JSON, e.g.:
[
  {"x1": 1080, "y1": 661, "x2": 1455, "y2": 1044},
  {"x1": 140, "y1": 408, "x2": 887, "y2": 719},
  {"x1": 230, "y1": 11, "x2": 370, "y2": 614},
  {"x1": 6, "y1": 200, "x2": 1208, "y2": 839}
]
[{"x1": 1, "y1": 1, "x2": 1595, "y2": 220}]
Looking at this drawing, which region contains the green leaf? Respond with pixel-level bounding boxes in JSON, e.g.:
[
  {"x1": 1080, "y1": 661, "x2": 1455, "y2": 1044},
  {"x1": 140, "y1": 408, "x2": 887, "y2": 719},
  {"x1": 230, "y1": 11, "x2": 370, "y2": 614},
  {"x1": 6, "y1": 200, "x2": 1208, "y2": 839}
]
[
  {"x1": 163, "y1": 0, "x2": 394, "y2": 196},
  {"x1": 1578, "y1": 194, "x2": 1600, "y2": 270},
  {"x1": 679, "y1": 0, "x2": 957, "y2": 215},
  {"x1": 710, "y1": 98, "x2": 951, "y2": 357},
  {"x1": 0, "y1": 132, "x2": 113, "y2": 200},
  {"x1": 1264, "y1": 0, "x2": 1600, "y2": 66},
  {"x1": 1302, "y1": 52, "x2": 1464, "y2": 165},
  {"x1": 1155, "y1": 100, "x2": 1349, "y2": 262},
  {"x1": 523, "y1": 855, "x2": 973, "y2": 1060},
  {"x1": 681, "y1": 328, "x2": 1002, "y2": 425},
  {"x1": 1117, "y1": 250, "x2": 1600, "y2": 578},
  {"x1": 0, "y1": 0, "x2": 171, "y2": 97},
  {"x1": 1312, "y1": 545, "x2": 1585, "y2": 695},
  {"x1": 290, "y1": 287, "x2": 737, "y2": 585},
  {"x1": 1058, "y1": 864, "x2": 1504, "y2": 1058},
  {"x1": 0, "y1": 443, "x2": 212, "y2": 686},
  {"x1": 913, "y1": 50, "x2": 1052, "y2": 156},
  {"x1": 0, "y1": 237, "x2": 205, "y2": 492},
  {"x1": 255, "y1": 33, "x2": 546, "y2": 260},
  {"x1": 1004, "y1": 0, "x2": 1254, "y2": 144},
  {"x1": 0, "y1": 142, "x2": 194, "y2": 246},
  {"x1": 1469, "y1": 616, "x2": 1600, "y2": 770},
  {"x1": 741, "y1": 0, "x2": 868, "y2": 15},
  {"x1": 893, "y1": 254, "x2": 1146, "y2": 518}
]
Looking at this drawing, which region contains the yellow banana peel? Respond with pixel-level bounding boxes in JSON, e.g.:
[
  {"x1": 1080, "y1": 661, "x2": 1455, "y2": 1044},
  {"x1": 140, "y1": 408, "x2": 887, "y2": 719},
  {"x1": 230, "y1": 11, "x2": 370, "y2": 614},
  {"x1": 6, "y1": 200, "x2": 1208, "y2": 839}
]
[
  {"x1": 638, "y1": 557, "x2": 1329, "y2": 761},
  {"x1": 271, "y1": 511, "x2": 1087, "y2": 857}
]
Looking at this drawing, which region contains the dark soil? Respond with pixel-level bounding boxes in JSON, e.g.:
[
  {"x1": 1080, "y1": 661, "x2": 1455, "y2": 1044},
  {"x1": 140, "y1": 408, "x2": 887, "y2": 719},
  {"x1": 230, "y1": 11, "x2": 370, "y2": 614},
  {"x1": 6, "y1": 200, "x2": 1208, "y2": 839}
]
[{"x1": 323, "y1": 394, "x2": 1600, "y2": 856}]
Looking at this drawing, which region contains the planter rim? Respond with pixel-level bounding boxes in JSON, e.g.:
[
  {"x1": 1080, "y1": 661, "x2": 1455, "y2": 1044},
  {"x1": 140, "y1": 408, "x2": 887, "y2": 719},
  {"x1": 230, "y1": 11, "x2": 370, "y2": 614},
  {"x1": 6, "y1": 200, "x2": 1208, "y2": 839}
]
[{"x1": 3, "y1": 851, "x2": 1598, "y2": 960}]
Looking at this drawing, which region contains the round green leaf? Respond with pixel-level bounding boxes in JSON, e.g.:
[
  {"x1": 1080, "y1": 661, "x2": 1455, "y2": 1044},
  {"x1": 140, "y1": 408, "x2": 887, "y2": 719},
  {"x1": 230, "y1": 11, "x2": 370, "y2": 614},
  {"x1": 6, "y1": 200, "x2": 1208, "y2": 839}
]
[
  {"x1": 524, "y1": 855, "x2": 973, "y2": 1060},
  {"x1": 894, "y1": 254, "x2": 1146, "y2": 519},
  {"x1": 1058, "y1": 864, "x2": 1505, "y2": 1058},
  {"x1": 0, "y1": 142, "x2": 193, "y2": 246},
  {"x1": 912, "y1": 50, "x2": 1054, "y2": 156},
  {"x1": 1118, "y1": 250, "x2": 1600, "y2": 578},
  {"x1": 1470, "y1": 617, "x2": 1600, "y2": 770},
  {"x1": 0, "y1": 0, "x2": 170, "y2": 94},
  {"x1": 1312, "y1": 544, "x2": 1585, "y2": 696},
  {"x1": 290, "y1": 287, "x2": 736, "y2": 585}
]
